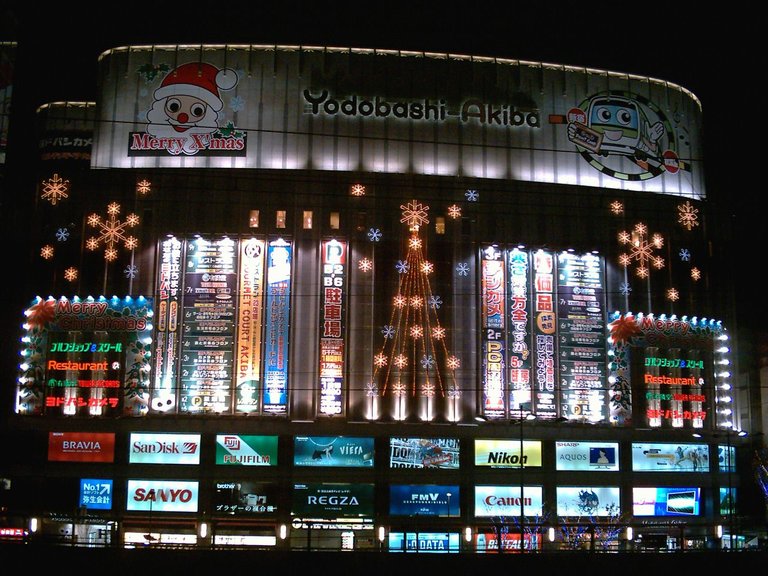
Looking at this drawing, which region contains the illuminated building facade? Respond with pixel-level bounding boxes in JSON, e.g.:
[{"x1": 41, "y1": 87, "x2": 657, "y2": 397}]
[{"x1": 2, "y1": 45, "x2": 763, "y2": 552}]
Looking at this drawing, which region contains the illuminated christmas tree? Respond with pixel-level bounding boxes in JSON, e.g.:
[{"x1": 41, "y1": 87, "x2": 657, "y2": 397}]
[{"x1": 372, "y1": 200, "x2": 460, "y2": 421}]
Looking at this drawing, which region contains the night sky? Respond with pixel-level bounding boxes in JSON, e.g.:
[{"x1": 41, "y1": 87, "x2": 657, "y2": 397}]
[{"x1": 2, "y1": 3, "x2": 761, "y2": 357}]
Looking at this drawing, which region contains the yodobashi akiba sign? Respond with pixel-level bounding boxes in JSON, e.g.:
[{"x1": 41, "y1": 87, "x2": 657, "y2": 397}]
[
  {"x1": 292, "y1": 483, "x2": 374, "y2": 517},
  {"x1": 94, "y1": 46, "x2": 704, "y2": 199},
  {"x1": 215, "y1": 435, "x2": 278, "y2": 466},
  {"x1": 127, "y1": 480, "x2": 199, "y2": 512},
  {"x1": 128, "y1": 433, "x2": 201, "y2": 465},
  {"x1": 48, "y1": 432, "x2": 115, "y2": 462}
]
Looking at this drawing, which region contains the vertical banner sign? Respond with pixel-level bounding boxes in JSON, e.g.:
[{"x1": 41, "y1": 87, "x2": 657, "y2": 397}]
[
  {"x1": 532, "y1": 249, "x2": 557, "y2": 418},
  {"x1": 507, "y1": 248, "x2": 532, "y2": 415},
  {"x1": 319, "y1": 239, "x2": 347, "y2": 416},
  {"x1": 236, "y1": 238, "x2": 265, "y2": 413},
  {"x1": 556, "y1": 253, "x2": 606, "y2": 421},
  {"x1": 180, "y1": 237, "x2": 237, "y2": 413},
  {"x1": 153, "y1": 237, "x2": 182, "y2": 413},
  {"x1": 263, "y1": 239, "x2": 292, "y2": 414},
  {"x1": 481, "y1": 246, "x2": 506, "y2": 418}
]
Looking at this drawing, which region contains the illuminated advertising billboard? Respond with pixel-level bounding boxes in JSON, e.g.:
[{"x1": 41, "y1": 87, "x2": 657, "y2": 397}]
[
  {"x1": 294, "y1": 436, "x2": 374, "y2": 467},
  {"x1": 474, "y1": 486, "x2": 544, "y2": 517},
  {"x1": 318, "y1": 239, "x2": 347, "y2": 416},
  {"x1": 389, "y1": 437, "x2": 460, "y2": 469},
  {"x1": 79, "y1": 479, "x2": 113, "y2": 510},
  {"x1": 17, "y1": 296, "x2": 153, "y2": 417},
  {"x1": 389, "y1": 485, "x2": 460, "y2": 517},
  {"x1": 474, "y1": 439, "x2": 542, "y2": 467},
  {"x1": 263, "y1": 239, "x2": 292, "y2": 414},
  {"x1": 214, "y1": 481, "x2": 278, "y2": 515},
  {"x1": 48, "y1": 432, "x2": 115, "y2": 463},
  {"x1": 555, "y1": 441, "x2": 619, "y2": 471},
  {"x1": 480, "y1": 246, "x2": 506, "y2": 418},
  {"x1": 179, "y1": 236, "x2": 237, "y2": 414},
  {"x1": 215, "y1": 434, "x2": 277, "y2": 466},
  {"x1": 126, "y1": 480, "x2": 199, "y2": 512},
  {"x1": 632, "y1": 487, "x2": 700, "y2": 516},
  {"x1": 556, "y1": 487, "x2": 620, "y2": 516},
  {"x1": 388, "y1": 532, "x2": 460, "y2": 553},
  {"x1": 719, "y1": 487, "x2": 736, "y2": 515},
  {"x1": 128, "y1": 433, "x2": 201, "y2": 465},
  {"x1": 718, "y1": 445, "x2": 736, "y2": 472},
  {"x1": 475, "y1": 533, "x2": 538, "y2": 553},
  {"x1": 507, "y1": 247, "x2": 533, "y2": 416},
  {"x1": 152, "y1": 237, "x2": 182, "y2": 414},
  {"x1": 631, "y1": 443, "x2": 709, "y2": 472},
  {"x1": 235, "y1": 237, "x2": 265, "y2": 414},
  {"x1": 292, "y1": 483, "x2": 374, "y2": 517}
]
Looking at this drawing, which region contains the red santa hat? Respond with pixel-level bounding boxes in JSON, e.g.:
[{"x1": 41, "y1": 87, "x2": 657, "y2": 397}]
[{"x1": 153, "y1": 62, "x2": 238, "y2": 112}]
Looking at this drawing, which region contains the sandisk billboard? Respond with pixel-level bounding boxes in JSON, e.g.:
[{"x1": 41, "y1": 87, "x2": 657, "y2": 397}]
[
  {"x1": 48, "y1": 432, "x2": 115, "y2": 462},
  {"x1": 127, "y1": 480, "x2": 199, "y2": 512},
  {"x1": 129, "y1": 433, "x2": 201, "y2": 465}
]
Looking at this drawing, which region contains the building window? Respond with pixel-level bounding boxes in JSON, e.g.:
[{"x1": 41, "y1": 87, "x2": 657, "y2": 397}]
[
  {"x1": 276, "y1": 210, "x2": 286, "y2": 229},
  {"x1": 249, "y1": 210, "x2": 259, "y2": 228},
  {"x1": 303, "y1": 211, "x2": 313, "y2": 229},
  {"x1": 435, "y1": 216, "x2": 445, "y2": 235},
  {"x1": 330, "y1": 212, "x2": 340, "y2": 230}
]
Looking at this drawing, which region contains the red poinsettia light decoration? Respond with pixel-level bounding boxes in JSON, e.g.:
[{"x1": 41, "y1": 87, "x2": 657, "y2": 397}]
[
  {"x1": 25, "y1": 299, "x2": 56, "y2": 329},
  {"x1": 608, "y1": 314, "x2": 642, "y2": 344}
]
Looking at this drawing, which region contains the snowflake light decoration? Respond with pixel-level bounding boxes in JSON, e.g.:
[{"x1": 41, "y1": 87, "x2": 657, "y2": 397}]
[
  {"x1": 410, "y1": 296, "x2": 423, "y2": 309},
  {"x1": 429, "y1": 295, "x2": 442, "y2": 309},
  {"x1": 40, "y1": 245, "x2": 54, "y2": 259},
  {"x1": 678, "y1": 201, "x2": 700, "y2": 231},
  {"x1": 55, "y1": 228, "x2": 70, "y2": 242},
  {"x1": 447, "y1": 204, "x2": 462, "y2": 219},
  {"x1": 381, "y1": 325, "x2": 395, "y2": 339},
  {"x1": 409, "y1": 236, "x2": 423, "y2": 249},
  {"x1": 396, "y1": 260, "x2": 409, "y2": 274},
  {"x1": 447, "y1": 385, "x2": 462, "y2": 399},
  {"x1": 64, "y1": 267, "x2": 78, "y2": 282},
  {"x1": 391, "y1": 382, "x2": 407, "y2": 396},
  {"x1": 421, "y1": 382, "x2": 436, "y2": 397},
  {"x1": 86, "y1": 202, "x2": 140, "y2": 261},
  {"x1": 465, "y1": 189, "x2": 479, "y2": 202},
  {"x1": 229, "y1": 95, "x2": 246, "y2": 112},
  {"x1": 40, "y1": 173, "x2": 69, "y2": 205},
  {"x1": 136, "y1": 179, "x2": 152, "y2": 195},
  {"x1": 393, "y1": 295, "x2": 407, "y2": 308},
  {"x1": 350, "y1": 183, "x2": 366, "y2": 196},
  {"x1": 679, "y1": 248, "x2": 691, "y2": 262},
  {"x1": 432, "y1": 326, "x2": 446, "y2": 339},
  {"x1": 358, "y1": 257, "x2": 373, "y2": 272},
  {"x1": 456, "y1": 262, "x2": 470, "y2": 276},
  {"x1": 691, "y1": 267, "x2": 701, "y2": 281},
  {"x1": 619, "y1": 282, "x2": 632, "y2": 296},
  {"x1": 446, "y1": 356, "x2": 461, "y2": 370},
  {"x1": 374, "y1": 353, "x2": 387, "y2": 368},
  {"x1": 124, "y1": 264, "x2": 139, "y2": 279},
  {"x1": 421, "y1": 261, "x2": 433, "y2": 274},
  {"x1": 365, "y1": 382, "x2": 379, "y2": 397},
  {"x1": 610, "y1": 200, "x2": 624, "y2": 215},
  {"x1": 666, "y1": 288, "x2": 679, "y2": 301},
  {"x1": 400, "y1": 200, "x2": 429, "y2": 231},
  {"x1": 367, "y1": 228, "x2": 382, "y2": 242},
  {"x1": 421, "y1": 355, "x2": 436, "y2": 369},
  {"x1": 618, "y1": 223, "x2": 664, "y2": 278}
]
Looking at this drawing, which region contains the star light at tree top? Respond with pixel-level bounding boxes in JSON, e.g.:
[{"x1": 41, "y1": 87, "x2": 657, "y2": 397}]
[
  {"x1": 40, "y1": 173, "x2": 69, "y2": 205},
  {"x1": 373, "y1": 199, "x2": 460, "y2": 406},
  {"x1": 86, "y1": 202, "x2": 140, "y2": 261},
  {"x1": 617, "y1": 223, "x2": 664, "y2": 278},
  {"x1": 677, "y1": 201, "x2": 700, "y2": 231}
]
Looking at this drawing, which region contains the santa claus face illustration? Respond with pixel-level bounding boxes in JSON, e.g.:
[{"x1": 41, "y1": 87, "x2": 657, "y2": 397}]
[{"x1": 145, "y1": 62, "x2": 237, "y2": 155}]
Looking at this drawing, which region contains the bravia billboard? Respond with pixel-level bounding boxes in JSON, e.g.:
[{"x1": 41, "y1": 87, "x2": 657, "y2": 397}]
[{"x1": 48, "y1": 432, "x2": 115, "y2": 463}]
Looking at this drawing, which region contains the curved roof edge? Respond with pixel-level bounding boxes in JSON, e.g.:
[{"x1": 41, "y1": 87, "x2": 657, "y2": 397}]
[
  {"x1": 98, "y1": 44, "x2": 702, "y2": 110},
  {"x1": 36, "y1": 101, "x2": 96, "y2": 114}
]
